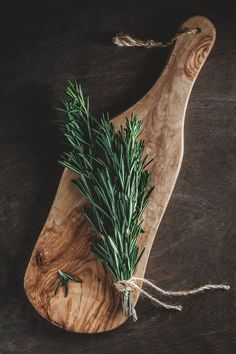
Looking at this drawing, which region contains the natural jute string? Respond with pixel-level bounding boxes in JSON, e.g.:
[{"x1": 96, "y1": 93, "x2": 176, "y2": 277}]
[
  {"x1": 113, "y1": 27, "x2": 200, "y2": 48},
  {"x1": 114, "y1": 277, "x2": 230, "y2": 311}
]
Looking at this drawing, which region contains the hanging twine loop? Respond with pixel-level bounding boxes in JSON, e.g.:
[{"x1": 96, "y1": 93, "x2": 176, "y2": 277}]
[
  {"x1": 113, "y1": 27, "x2": 201, "y2": 48},
  {"x1": 114, "y1": 277, "x2": 230, "y2": 312}
]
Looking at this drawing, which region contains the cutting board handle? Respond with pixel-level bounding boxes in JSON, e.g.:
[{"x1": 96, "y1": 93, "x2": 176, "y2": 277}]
[{"x1": 149, "y1": 16, "x2": 216, "y2": 112}]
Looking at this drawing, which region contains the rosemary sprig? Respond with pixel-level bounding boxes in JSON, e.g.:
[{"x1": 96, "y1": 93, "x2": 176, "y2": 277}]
[
  {"x1": 57, "y1": 81, "x2": 154, "y2": 316},
  {"x1": 54, "y1": 270, "x2": 82, "y2": 297}
]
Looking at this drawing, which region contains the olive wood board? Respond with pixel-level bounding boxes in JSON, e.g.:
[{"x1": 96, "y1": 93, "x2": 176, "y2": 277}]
[{"x1": 24, "y1": 16, "x2": 216, "y2": 333}]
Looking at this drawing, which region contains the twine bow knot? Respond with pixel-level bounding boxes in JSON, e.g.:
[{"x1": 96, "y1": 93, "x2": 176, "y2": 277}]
[{"x1": 114, "y1": 277, "x2": 230, "y2": 312}]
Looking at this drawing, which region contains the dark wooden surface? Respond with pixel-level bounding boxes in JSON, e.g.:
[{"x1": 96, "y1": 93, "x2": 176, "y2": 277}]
[{"x1": 0, "y1": 1, "x2": 235, "y2": 353}]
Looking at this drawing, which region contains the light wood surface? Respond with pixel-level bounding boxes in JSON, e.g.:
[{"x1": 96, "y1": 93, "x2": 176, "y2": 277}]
[{"x1": 24, "y1": 16, "x2": 216, "y2": 333}]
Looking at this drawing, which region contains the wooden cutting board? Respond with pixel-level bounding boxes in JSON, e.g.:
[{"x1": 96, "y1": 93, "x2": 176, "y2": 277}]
[{"x1": 24, "y1": 16, "x2": 216, "y2": 333}]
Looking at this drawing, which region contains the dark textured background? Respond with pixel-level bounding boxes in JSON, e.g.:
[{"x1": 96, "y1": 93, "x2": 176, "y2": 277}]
[{"x1": 0, "y1": 1, "x2": 235, "y2": 353}]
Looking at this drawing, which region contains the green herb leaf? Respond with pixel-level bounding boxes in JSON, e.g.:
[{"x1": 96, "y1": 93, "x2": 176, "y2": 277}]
[
  {"x1": 54, "y1": 270, "x2": 82, "y2": 297},
  {"x1": 57, "y1": 81, "x2": 154, "y2": 282}
]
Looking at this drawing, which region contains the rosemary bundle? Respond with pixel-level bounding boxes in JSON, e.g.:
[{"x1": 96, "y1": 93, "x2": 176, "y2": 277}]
[{"x1": 57, "y1": 81, "x2": 154, "y2": 319}]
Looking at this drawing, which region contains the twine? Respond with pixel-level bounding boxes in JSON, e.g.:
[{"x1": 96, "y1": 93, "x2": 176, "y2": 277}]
[
  {"x1": 113, "y1": 27, "x2": 200, "y2": 49},
  {"x1": 114, "y1": 277, "x2": 230, "y2": 311}
]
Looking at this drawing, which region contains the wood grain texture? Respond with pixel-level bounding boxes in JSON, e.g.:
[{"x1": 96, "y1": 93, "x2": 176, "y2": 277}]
[{"x1": 24, "y1": 16, "x2": 216, "y2": 333}]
